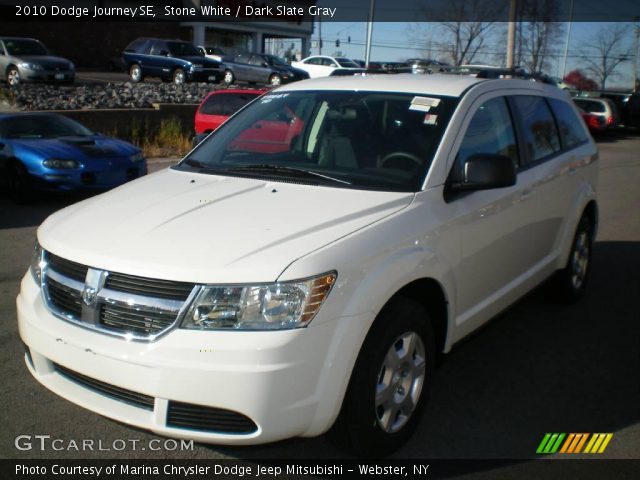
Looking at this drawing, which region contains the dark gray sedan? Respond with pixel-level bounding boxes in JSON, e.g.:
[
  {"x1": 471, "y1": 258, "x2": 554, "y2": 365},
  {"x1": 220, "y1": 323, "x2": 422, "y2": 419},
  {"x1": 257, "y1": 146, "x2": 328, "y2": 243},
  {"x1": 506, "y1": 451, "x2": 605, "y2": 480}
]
[
  {"x1": 222, "y1": 52, "x2": 308, "y2": 86},
  {"x1": 0, "y1": 37, "x2": 75, "y2": 86}
]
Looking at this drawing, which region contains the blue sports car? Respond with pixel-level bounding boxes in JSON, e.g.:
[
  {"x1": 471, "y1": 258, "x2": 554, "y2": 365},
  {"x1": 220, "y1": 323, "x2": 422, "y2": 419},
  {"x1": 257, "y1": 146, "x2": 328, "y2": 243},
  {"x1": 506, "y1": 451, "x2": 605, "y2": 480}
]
[{"x1": 0, "y1": 113, "x2": 147, "y2": 201}]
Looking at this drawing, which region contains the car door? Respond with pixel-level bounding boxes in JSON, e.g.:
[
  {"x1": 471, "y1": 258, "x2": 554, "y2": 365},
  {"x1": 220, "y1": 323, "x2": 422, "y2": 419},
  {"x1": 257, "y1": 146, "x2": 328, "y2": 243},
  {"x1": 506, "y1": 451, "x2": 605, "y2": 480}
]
[
  {"x1": 249, "y1": 54, "x2": 269, "y2": 83},
  {"x1": 148, "y1": 40, "x2": 170, "y2": 78},
  {"x1": 233, "y1": 53, "x2": 251, "y2": 82},
  {"x1": 444, "y1": 95, "x2": 541, "y2": 338},
  {"x1": 301, "y1": 57, "x2": 323, "y2": 78},
  {"x1": 319, "y1": 57, "x2": 338, "y2": 76}
]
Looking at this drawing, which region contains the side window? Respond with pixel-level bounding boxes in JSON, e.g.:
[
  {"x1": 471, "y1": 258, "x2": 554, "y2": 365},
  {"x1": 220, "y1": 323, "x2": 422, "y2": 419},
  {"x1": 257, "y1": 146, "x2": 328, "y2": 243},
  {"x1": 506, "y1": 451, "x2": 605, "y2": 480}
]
[
  {"x1": 456, "y1": 97, "x2": 519, "y2": 168},
  {"x1": 512, "y1": 95, "x2": 561, "y2": 163},
  {"x1": 305, "y1": 57, "x2": 320, "y2": 65},
  {"x1": 235, "y1": 53, "x2": 250, "y2": 64},
  {"x1": 548, "y1": 99, "x2": 590, "y2": 149},
  {"x1": 249, "y1": 55, "x2": 264, "y2": 67},
  {"x1": 149, "y1": 41, "x2": 166, "y2": 56}
]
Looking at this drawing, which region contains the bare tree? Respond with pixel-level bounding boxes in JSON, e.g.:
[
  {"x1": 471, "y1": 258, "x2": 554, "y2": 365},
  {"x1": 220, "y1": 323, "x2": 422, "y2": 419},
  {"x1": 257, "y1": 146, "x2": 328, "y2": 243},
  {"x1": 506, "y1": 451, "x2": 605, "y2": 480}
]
[
  {"x1": 436, "y1": 0, "x2": 505, "y2": 66},
  {"x1": 519, "y1": 0, "x2": 564, "y2": 73},
  {"x1": 582, "y1": 25, "x2": 631, "y2": 90}
]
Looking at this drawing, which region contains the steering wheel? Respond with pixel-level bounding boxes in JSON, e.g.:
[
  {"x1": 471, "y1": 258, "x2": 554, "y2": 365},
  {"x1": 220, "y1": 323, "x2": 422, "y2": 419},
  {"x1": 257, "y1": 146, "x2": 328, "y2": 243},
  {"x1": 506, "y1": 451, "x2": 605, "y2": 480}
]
[{"x1": 379, "y1": 151, "x2": 422, "y2": 169}]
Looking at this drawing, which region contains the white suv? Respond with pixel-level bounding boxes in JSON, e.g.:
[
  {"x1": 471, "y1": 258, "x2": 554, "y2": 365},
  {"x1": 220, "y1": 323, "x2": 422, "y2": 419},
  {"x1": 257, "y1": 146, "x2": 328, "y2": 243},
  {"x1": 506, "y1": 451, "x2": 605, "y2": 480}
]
[{"x1": 18, "y1": 74, "x2": 598, "y2": 457}]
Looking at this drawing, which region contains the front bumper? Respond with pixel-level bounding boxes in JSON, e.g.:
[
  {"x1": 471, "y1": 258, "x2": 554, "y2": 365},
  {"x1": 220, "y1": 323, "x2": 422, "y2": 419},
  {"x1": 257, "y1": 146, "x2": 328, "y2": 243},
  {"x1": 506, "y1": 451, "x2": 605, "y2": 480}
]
[
  {"x1": 30, "y1": 163, "x2": 147, "y2": 192},
  {"x1": 17, "y1": 272, "x2": 370, "y2": 444},
  {"x1": 20, "y1": 68, "x2": 75, "y2": 83}
]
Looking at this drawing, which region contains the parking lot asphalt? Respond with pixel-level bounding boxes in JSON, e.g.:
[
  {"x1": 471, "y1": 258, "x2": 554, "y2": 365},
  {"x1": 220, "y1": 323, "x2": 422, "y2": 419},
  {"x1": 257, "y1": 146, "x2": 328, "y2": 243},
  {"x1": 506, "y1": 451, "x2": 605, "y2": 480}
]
[{"x1": 0, "y1": 132, "x2": 638, "y2": 471}]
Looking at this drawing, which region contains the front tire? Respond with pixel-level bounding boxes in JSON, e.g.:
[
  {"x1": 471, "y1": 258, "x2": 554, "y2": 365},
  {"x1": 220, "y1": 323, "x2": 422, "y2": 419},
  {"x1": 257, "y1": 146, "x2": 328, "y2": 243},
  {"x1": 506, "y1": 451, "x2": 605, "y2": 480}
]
[
  {"x1": 269, "y1": 73, "x2": 282, "y2": 86},
  {"x1": 552, "y1": 215, "x2": 594, "y2": 303},
  {"x1": 173, "y1": 68, "x2": 186, "y2": 85},
  {"x1": 7, "y1": 67, "x2": 20, "y2": 86},
  {"x1": 327, "y1": 298, "x2": 436, "y2": 457}
]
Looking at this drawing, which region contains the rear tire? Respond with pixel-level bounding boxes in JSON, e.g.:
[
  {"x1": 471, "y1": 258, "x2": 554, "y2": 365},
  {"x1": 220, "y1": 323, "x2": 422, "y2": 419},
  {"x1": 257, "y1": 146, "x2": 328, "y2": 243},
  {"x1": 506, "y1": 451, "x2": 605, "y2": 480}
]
[
  {"x1": 327, "y1": 298, "x2": 435, "y2": 457},
  {"x1": 223, "y1": 70, "x2": 234, "y2": 85},
  {"x1": 551, "y1": 215, "x2": 593, "y2": 303}
]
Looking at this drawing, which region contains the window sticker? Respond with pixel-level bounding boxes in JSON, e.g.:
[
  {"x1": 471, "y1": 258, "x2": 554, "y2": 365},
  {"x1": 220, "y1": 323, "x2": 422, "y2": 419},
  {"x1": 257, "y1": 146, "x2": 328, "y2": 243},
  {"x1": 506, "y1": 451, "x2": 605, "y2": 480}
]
[
  {"x1": 260, "y1": 93, "x2": 289, "y2": 104},
  {"x1": 423, "y1": 114, "x2": 438, "y2": 125}
]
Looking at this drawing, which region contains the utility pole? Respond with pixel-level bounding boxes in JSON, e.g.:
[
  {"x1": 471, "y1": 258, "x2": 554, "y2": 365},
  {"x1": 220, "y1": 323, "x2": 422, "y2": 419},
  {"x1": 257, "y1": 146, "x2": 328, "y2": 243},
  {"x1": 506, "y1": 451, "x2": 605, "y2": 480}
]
[
  {"x1": 506, "y1": 0, "x2": 517, "y2": 68},
  {"x1": 364, "y1": 0, "x2": 376, "y2": 68},
  {"x1": 318, "y1": 17, "x2": 322, "y2": 55},
  {"x1": 561, "y1": 0, "x2": 574, "y2": 80},
  {"x1": 633, "y1": 17, "x2": 639, "y2": 92}
]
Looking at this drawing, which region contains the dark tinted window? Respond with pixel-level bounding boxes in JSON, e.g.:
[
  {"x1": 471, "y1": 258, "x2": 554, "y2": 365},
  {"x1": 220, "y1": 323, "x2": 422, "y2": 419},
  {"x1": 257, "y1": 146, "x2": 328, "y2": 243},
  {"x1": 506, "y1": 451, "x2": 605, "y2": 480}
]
[
  {"x1": 304, "y1": 57, "x2": 321, "y2": 65},
  {"x1": 457, "y1": 97, "x2": 519, "y2": 166},
  {"x1": 235, "y1": 53, "x2": 250, "y2": 64},
  {"x1": 0, "y1": 115, "x2": 92, "y2": 138},
  {"x1": 512, "y1": 96, "x2": 561, "y2": 163},
  {"x1": 574, "y1": 99, "x2": 605, "y2": 113},
  {"x1": 125, "y1": 39, "x2": 150, "y2": 54},
  {"x1": 150, "y1": 40, "x2": 167, "y2": 56},
  {"x1": 549, "y1": 99, "x2": 590, "y2": 148},
  {"x1": 249, "y1": 55, "x2": 265, "y2": 67},
  {"x1": 200, "y1": 93, "x2": 259, "y2": 116},
  {"x1": 167, "y1": 41, "x2": 201, "y2": 57},
  {"x1": 4, "y1": 39, "x2": 48, "y2": 56}
]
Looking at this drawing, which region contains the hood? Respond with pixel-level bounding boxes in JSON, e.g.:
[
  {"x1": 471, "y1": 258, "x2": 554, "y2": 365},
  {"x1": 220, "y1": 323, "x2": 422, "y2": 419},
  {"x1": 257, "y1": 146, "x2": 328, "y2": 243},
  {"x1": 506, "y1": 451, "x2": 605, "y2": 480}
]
[
  {"x1": 17, "y1": 55, "x2": 72, "y2": 70},
  {"x1": 39, "y1": 168, "x2": 413, "y2": 284},
  {"x1": 12, "y1": 135, "x2": 137, "y2": 160}
]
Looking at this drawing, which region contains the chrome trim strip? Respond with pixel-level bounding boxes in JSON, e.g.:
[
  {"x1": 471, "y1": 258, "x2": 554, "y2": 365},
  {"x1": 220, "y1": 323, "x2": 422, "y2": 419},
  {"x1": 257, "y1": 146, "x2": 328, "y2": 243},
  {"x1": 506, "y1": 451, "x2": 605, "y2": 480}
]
[{"x1": 40, "y1": 252, "x2": 198, "y2": 343}]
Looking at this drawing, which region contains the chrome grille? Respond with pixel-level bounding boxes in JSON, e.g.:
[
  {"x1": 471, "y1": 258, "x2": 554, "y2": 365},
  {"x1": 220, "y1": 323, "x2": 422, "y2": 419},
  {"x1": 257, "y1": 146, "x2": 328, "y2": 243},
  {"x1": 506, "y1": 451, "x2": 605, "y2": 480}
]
[
  {"x1": 46, "y1": 276, "x2": 83, "y2": 318},
  {"x1": 41, "y1": 251, "x2": 196, "y2": 341},
  {"x1": 105, "y1": 272, "x2": 194, "y2": 300},
  {"x1": 100, "y1": 303, "x2": 177, "y2": 335}
]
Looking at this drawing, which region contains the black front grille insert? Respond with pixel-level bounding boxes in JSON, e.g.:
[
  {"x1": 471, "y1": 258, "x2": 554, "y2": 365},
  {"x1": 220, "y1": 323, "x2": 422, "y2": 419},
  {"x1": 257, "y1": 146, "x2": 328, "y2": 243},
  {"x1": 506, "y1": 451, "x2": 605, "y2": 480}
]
[
  {"x1": 167, "y1": 401, "x2": 257, "y2": 434},
  {"x1": 23, "y1": 342, "x2": 34, "y2": 369},
  {"x1": 54, "y1": 364, "x2": 155, "y2": 411},
  {"x1": 47, "y1": 253, "x2": 88, "y2": 282},
  {"x1": 100, "y1": 303, "x2": 177, "y2": 335},
  {"x1": 46, "y1": 276, "x2": 82, "y2": 318},
  {"x1": 104, "y1": 272, "x2": 195, "y2": 300}
]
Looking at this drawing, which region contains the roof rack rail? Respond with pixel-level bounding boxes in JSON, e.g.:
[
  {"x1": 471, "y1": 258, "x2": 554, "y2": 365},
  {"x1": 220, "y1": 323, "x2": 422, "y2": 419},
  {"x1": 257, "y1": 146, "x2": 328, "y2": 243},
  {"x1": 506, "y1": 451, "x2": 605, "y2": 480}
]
[{"x1": 440, "y1": 65, "x2": 556, "y2": 85}]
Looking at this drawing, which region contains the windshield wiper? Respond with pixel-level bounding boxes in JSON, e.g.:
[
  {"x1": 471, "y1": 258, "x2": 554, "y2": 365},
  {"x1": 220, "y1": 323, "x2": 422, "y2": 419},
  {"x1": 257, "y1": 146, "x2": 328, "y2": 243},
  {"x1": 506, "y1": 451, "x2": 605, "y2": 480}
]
[{"x1": 227, "y1": 164, "x2": 352, "y2": 185}]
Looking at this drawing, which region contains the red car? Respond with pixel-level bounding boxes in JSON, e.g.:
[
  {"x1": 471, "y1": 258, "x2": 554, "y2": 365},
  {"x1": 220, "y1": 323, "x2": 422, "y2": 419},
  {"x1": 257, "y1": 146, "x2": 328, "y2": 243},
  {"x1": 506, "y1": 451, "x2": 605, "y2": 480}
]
[{"x1": 194, "y1": 89, "x2": 267, "y2": 134}]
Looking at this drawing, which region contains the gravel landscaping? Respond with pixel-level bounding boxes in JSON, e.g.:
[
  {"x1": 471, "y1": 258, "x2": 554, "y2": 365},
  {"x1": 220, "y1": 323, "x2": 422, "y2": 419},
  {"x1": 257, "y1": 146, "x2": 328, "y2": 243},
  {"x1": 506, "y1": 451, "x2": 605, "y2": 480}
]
[{"x1": 0, "y1": 82, "x2": 239, "y2": 110}]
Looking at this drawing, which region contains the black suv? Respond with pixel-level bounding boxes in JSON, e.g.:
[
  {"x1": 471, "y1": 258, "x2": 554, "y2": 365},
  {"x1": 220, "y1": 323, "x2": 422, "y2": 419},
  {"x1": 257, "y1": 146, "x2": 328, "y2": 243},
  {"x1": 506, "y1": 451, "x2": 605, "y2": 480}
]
[{"x1": 122, "y1": 38, "x2": 222, "y2": 84}]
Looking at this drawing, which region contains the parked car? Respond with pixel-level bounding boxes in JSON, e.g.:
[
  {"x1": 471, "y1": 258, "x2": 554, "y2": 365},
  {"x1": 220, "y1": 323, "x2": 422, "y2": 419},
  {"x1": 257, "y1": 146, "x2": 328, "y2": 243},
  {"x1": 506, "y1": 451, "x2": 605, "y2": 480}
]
[
  {"x1": 0, "y1": 113, "x2": 146, "y2": 202},
  {"x1": 396, "y1": 58, "x2": 450, "y2": 74},
  {"x1": 122, "y1": 38, "x2": 222, "y2": 84},
  {"x1": 0, "y1": 37, "x2": 75, "y2": 86},
  {"x1": 625, "y1": 92, "x2": 640, "y2": 128},
  {"x1": 195, "y1": 88, "x2": 266, "y2": 135},
  {"x1": 573, "y1": 97, "x2": 620, "y2": 129},
  {"x1": 196, "y1": 45, "x2": 226, "y2": 62},
  {"x1": 222, "y1": 52, "x2": 308, "y2": 85},
  {"x1": 292, "y1": 55, "x2": 361, "y2": 78},
  {"x1": 18, "y1": 74, "x2": 598, "y2": 457},
  {"x1": 578, "y1": 108, "x2": 607, "y2": 134}
]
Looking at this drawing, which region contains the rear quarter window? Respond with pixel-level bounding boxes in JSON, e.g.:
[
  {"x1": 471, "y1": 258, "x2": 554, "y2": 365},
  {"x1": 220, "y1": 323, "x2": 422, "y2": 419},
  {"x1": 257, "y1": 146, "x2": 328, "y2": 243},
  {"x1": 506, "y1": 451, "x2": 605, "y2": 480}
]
[
  {"x1": 548, "y1": 98, "x2": 590, "y2": 149},
  {"x1": 574, "y1": 99, "x2": 605, "y2": 113}
]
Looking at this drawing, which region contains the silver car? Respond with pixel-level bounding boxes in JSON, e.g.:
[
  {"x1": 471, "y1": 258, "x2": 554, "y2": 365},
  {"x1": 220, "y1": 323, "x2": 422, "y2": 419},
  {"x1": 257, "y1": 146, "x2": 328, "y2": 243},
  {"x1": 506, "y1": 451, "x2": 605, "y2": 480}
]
[{"x1": 0, "y1": 37, "x2": 75, "y2": 86}]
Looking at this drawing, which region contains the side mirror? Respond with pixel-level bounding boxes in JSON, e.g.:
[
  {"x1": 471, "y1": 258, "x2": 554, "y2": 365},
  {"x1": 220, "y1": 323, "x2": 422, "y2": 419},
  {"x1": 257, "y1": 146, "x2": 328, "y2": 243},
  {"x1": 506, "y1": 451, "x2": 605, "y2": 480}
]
[{"x1": 448, "y1": 153, "x2": 516, "y2": 193}]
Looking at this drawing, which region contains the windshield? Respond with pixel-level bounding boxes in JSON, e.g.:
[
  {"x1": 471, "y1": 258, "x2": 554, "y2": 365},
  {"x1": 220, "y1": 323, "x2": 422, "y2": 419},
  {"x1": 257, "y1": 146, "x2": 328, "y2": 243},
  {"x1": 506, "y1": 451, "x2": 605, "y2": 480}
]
[
  {"x1": 265, "y1": 55, "x2": 289, "y2": 66},
  {"x1": 336, "y1": 58, "x2": 360, "y2": 68},
  {"x1": 176, "y1": 91, "x2": 455, "y2": 192},
  {"x1": 0, "y1": 115, "x2": 93, "y2": 139},
  {"x1": 167, "y1": 42, "x2": 202, "y2": 57},
  {"x1": 4, "y1": 39, "x2": 49, "y2": 56}
]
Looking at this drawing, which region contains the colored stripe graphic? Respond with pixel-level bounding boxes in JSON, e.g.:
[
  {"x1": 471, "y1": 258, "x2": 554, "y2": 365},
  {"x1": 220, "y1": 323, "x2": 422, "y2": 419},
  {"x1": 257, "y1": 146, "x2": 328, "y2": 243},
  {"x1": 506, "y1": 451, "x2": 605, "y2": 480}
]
[{"x1": 538, "y1": 433, "x2": 613, "y2": 454}]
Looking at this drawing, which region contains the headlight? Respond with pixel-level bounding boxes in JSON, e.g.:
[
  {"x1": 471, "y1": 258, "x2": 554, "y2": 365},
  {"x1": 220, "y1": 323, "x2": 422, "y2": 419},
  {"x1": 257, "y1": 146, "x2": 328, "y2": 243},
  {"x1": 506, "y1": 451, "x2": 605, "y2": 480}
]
[
  {"x1": 182, "y1": 272, "x2": 336, "y2": 330},
  {"x1": 30, "y1": 241, "x2": 44, "y2": 284},
  {"x1": 43, "y1": 159, "x2": 80, "y2": 169},
  {"x1": 130, "y1": 152, "x2": 144, "y2": 163},
  {"x1": 19, "y1": 62, "x2": 43, "y2": 71}
]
